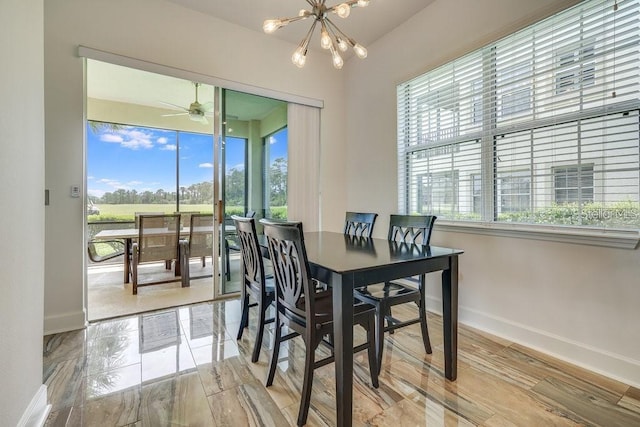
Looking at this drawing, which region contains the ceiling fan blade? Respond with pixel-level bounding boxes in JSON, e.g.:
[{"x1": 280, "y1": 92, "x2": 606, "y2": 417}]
[
  {"x1": 201, "y1": 101, "x2": 214, "y2": 112},
  {"x1": 161, "y1": 112, "x2": 188, "y2": 117},
  {"x1": 158, "y1": 100, "x2": 188, "y2": 111},
  {"x1": 197, "y1": 116, "x2": 209, "y2": 125}
]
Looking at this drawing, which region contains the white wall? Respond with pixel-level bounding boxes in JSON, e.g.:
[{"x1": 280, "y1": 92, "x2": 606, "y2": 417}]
[
  {"x1": 0, "y1": 0, "x2": 48, "y2": 424},
  {"x1": 345, "y1": 0, "x2": 640, "y2": 387},
  {"x1": 43, "y1": 0, "x2": 348, "y2": 333}
]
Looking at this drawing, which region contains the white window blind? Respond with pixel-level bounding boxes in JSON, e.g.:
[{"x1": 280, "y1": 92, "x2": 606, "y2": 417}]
[{"x1": 398, "y1": 0, "x2": 640, "y2": 230}]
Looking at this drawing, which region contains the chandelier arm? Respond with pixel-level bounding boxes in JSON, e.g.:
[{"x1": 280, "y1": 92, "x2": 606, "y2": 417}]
[
  {"x1": 300, "y1": 19, "x2": 318, "y2": 51},
  {"x1": 305, "y1": 0, "x2": 315, "y2": 8},
  {"x1": 284, "y1": 14, "x2": 312, "y2": 25},
  {"x1": 325, "y1": 17, "x2": 356, "y2": 45},
  {"x1": 327, "y1": 0, "x2": 358, "y2": 13}
]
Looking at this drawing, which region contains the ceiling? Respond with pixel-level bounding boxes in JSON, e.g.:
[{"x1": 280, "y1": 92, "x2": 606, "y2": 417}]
[
  {"x1": 165, "y1": 0, "x2": 434, "y2": 53},
  {"x1": 88, "y1": 60, "x2": 285, "y2": 123},
  {"x1": 88, "y1": 1, "x2": 434, "y2": 123}
]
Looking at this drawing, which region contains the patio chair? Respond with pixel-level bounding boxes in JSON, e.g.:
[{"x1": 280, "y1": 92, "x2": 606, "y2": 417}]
[
  {"x1": 180, "y1": 213, "x2": 214, "y2": 285},
  {"x1": 87, "y1": 239, "x2": 125, "y2": 263},
  {"x1": 131, "y1": 213, "x2": 186, "y2": 295}
]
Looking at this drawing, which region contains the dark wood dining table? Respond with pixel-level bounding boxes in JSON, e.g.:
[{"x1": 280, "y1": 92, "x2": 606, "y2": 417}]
[
  {"x1": 95, "y1": 228, "x2": 463, "y2": 426},
  {"x1": 300, "y1": 231, "x2": 463, "y2": 427}
]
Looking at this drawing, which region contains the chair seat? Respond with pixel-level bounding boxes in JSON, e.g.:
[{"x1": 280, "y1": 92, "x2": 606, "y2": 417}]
[
  {"x1": 300, "y1": 290, "x2": 376, "y2": 325},
  {"x1": 354, "y1": 281, "x2": 419, "y2": 301}
]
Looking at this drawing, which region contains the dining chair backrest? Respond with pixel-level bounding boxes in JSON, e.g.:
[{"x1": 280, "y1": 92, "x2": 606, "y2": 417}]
[
  {"x1": 137, "y1": 214, "x2": 181, "y2": 263},
  {"x1": 135, "y1": 212, "x2": 165, "y2": 228},
  {"x1": 232, "y1": 215, "x2": 268, "y2": 296},
  {"x1": 344, "y1": 211, "x2": 378, "y2": 238},
  {"x1": 176, "y1": 211, "x2": 200, "y2": 229},
  {"x1": 262, "y1": 220, "x2": 313, "y2": 328},
  {"x1": 188, "y1": 213, "x2": 214, "y2": 258},
  {"x1": 387, "y1": 214, "x2": 437, "y2": 245}
]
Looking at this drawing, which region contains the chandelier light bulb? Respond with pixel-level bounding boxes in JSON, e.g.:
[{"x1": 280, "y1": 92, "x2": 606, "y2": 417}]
[
  {"x1": 331, "y1": 46, "x2": 344, "y2": 69},
  {"x1": 292, "y1": 47, "x2": 307, "y2": 68},
  {"x1": 353, "y1": 43, "x2": 368, "y2": 59},
  {"x1": 337, "y1": 38, "x2": 349, "y2": 52},
  {"x1": 357, "y1": 0, "x2": 370, "y2": 7},
  {"x1": 320, "y1": 28, "x2": 332, "y2": 49},
  {"x1": 263, "y1": 19, "x2": 282, "y2": 34},
  {"x1": 335, "y1": 3, "x2": 351, "y2": 18}
]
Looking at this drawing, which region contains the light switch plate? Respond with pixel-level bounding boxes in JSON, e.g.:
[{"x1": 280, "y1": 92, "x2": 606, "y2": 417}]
[{"x1": 70, "y1": 185, "x2": 80, "y2": 198}]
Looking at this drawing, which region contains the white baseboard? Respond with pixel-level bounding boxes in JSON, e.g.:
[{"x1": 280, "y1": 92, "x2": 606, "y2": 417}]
[
  {"x1": 18, "y1": 385, "x2": 51, "y2": 427},
  {"x1": 426, "y1": 296, "x2": 640, "y2": 389},
  {"x1": 44, "y1": 309, "x2": 86, "y2": 335}
]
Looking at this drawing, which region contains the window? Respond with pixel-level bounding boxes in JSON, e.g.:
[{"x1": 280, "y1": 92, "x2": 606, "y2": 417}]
[
  {"x1": 554, "y1": 165, "x2": 594, "y2": 204},
  {"x1": 556, "y1": 45, "x2": 596, "y2": 95},
  {"x1": 498, "y1": 170, "x2": 531, "y2": 214},
  {"x1": 397, "y1": 0, "x2": 640, "y2": 230},
  {"x1": 417, "y1": 171, "x2": 459, "y2": 215}
]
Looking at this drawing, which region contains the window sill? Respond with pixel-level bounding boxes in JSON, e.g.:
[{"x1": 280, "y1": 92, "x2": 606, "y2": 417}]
[{"x1": 434, "y1": 221, "x2": 640, "y2": 250}]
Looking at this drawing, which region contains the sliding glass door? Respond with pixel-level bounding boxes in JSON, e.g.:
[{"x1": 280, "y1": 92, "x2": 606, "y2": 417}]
[
  {"x1": 85, "y1": 59, "x2": 289, "y2": 317},
  {"x1": 219, "y1": 89, "x2": 288, "y2": 294}
]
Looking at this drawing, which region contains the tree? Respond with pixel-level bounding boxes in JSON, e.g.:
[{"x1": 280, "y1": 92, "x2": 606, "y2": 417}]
[{"x1": 269, "y1": 157, "x2": 287, "y2": 206}]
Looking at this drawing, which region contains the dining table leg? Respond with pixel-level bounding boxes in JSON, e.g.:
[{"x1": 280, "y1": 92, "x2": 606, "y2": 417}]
[
  {"x1": 332, "y1": 272, "x2": 353, "y2": 427},
  {"x1": 442, "y1": 254, "x2": 459, "y2": 381}
]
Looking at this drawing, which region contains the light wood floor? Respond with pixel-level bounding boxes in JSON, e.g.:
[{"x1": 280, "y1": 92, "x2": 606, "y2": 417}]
[{"x1": 43, "y1": 299, "x2": 640, "y2": 426}]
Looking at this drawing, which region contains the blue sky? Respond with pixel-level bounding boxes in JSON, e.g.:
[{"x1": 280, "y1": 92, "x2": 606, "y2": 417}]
[{"x1": 87, "y1": 123, "x2": 287, "y2": 198}]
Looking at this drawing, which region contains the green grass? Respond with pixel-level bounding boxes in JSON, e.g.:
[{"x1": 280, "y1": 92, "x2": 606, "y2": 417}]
[
  {"x1": 88, "y1": 204, "x2": 214, "y2": 221},
  {"x1": 87, "y1": 204, "x2": 288, "y2": 221}
]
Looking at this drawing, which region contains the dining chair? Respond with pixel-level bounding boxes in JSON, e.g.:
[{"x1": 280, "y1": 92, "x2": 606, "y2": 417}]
[
  {"x1": 261, "y1": 219, "x2": 379, "y2": 426},
  {"x1": 232, "y1": 215, "x2": 275, "y2": 363},
  {"x1": 131, "y1": 213, "x2": 186, "y2": 295},
  {"x1": 225, "y1": 210, "x2": 256, "y2": 279},
  {"x1": 343, "y1": 211, "x2": 378, "y2": 237},
  {"x1": 353, "y1": 214, "x2": 437, "y2": 374},
  {"x1": 181, "y1": 213, "x2": 214, "y2": 285}
]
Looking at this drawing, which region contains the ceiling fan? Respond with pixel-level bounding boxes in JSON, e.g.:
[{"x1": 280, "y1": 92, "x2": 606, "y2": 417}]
[{"x1": 159, "y1": 82, "x2": 213, "y2": 124}]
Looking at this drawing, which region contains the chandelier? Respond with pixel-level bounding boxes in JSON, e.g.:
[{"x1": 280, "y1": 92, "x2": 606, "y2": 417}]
[{"x1": 263, "y1": 0, "x2": 370, "y2": 69}]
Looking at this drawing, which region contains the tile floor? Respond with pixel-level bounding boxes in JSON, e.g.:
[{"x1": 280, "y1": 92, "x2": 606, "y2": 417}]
[{"x1": 43, "y1": 300, "x2": 640, "y2": 426}]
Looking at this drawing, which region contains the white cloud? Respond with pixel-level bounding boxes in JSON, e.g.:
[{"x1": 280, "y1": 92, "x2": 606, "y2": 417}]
[
  {"x1": 199, "y1": 162, "x2": 214, "y2": 168},
  {"x1": 100, "y1": 134, "x2": 123, "y2": 143},
  {"x1": 161, "y1": 144, "x2": 177, "y2": 151},
  {"x1": 100, "y1": 128, "x2": 154, "y2": 150},
  {"x1": 269, "y1": 136, "x2": 277, "y2": 144},
  {"x1": 157, "y1": 137, "x2": 168, "y2": 144}
]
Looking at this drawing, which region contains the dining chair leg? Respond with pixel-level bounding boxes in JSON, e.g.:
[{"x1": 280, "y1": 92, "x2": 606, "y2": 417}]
[
  {"x1": 366, "y1": 316, "x2": 380, "y2": 388},
  {"x1": 375, "y1": 302, "x2": 386, "y2": 374},
  {"x1": 266, "y1": 316, "x2": 282, "y2": 387},
  {"x1": 236, "y1": 294, "x2": 249, "y2": 340},
  {"x1": 419, "y1": 285, "x2": 432, "y2": 354},
  {"x1": 297, "y1": 340, "x2": 316, "y2": 426},
  {"x1": 252, "y1": 302, "x2": 268, "y2": 363}
]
